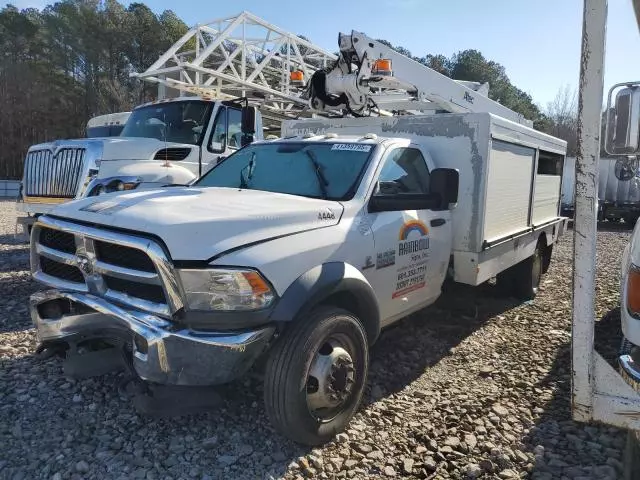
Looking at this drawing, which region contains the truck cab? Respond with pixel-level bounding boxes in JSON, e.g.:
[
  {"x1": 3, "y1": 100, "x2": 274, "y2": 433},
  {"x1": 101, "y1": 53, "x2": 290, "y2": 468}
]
[{"x1": 16, "y1": 97, "x2": 263, "y2": 237}]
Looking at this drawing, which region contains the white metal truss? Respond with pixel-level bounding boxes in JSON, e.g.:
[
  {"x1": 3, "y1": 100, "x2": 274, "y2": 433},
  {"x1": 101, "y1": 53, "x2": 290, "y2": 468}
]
[{"x1": 131, "y1": 11, "x2": 337, "y2": 129}]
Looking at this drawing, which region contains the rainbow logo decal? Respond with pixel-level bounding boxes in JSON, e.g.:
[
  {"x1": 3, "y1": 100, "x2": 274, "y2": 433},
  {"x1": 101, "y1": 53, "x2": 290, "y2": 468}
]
[{"x1": 398, "y1": 220, "x2": 429, "y2": 240}]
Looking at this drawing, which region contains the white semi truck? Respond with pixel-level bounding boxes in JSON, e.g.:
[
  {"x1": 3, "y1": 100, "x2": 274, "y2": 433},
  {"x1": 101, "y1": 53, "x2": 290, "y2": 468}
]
[
  {"x1": 28, "y1": 28, "x2": 569, "y2": 445},
  {"x1": 561, "y1": 155, "x2": 639, "y2": 223},
  {"x1": 16, "y1": 97, "x2": 263, "y2": 237}
]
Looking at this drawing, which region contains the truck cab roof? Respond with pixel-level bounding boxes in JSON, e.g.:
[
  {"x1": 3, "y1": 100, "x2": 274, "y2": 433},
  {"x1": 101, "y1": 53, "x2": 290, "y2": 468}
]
[
  {"x1": 134, "y1": 96, "x2": 218, "y2": 109},
  {"x1": 264, "y1": 132, "x2": 390, "y2": 146}
]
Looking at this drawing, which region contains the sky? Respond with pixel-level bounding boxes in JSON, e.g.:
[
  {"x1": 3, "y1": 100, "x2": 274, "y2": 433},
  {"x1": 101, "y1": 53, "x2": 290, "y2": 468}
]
[{"x1": 6, "y1": 0, "x2": 640, "y2": 109}]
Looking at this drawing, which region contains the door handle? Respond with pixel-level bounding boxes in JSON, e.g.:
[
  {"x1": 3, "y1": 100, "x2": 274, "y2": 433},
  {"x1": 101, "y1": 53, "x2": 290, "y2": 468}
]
[{"x1": 430, "y1": 218, "x2": 446, "y2": 227}]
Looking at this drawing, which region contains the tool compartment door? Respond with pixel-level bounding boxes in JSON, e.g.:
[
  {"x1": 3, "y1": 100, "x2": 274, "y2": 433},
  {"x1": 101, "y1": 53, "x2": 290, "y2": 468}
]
[{"x1": 483, "y1": 139, "x2": 536, "y2": 244}]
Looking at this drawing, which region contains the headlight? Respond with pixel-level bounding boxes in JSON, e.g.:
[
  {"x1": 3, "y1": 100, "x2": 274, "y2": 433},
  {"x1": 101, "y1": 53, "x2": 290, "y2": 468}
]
[
  {"x1": 178, "y1": 268, "x2": 275, "y2": 311},
  {"x1": 87, "y1": 177, "x2": 141, "y2": 197}
]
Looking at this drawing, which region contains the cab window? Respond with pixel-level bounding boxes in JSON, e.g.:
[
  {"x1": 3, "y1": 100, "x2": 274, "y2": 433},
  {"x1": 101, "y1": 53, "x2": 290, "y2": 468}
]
[
  {"x1": 376, "y1": 148, "x2": 430, "y2": 195},
  {"x1": 227, "y1": 108, "x2": 243, "y2": 149},
  {"x1": 208, "y1": 107, "x2": 227, "y2": 153}
]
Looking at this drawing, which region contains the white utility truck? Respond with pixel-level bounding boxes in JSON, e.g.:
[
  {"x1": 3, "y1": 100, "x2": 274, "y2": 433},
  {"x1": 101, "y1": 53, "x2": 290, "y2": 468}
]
[{"x1": 28, "y1": 29, "x2": 568, "y2": 445}]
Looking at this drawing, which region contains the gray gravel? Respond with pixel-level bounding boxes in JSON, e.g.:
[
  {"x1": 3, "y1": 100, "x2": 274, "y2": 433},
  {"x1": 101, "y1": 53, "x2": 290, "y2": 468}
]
[{"x1": 0, "y1": 200, "x2": 632, "y2": 479}]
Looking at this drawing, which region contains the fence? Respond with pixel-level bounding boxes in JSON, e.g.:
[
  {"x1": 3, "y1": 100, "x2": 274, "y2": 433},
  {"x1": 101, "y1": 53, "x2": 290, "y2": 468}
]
[{"x1": 0, "y1": 180, "x2": 20, "y2": 198}]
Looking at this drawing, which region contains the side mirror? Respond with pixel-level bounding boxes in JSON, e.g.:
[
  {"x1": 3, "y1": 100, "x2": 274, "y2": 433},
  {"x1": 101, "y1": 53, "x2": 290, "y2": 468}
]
[
  {"x1": 241, "y1": 106, "x2": 257, "y2": 147},
  {"x1": 429, "y1": 168, "x2": 459, "y2": 209},
  {"x1": 605, "y1": 83, "x2": 640, "y2": 155},
  {"x1": 241, "y1": 106, "x2": 256, "y2": 135}
]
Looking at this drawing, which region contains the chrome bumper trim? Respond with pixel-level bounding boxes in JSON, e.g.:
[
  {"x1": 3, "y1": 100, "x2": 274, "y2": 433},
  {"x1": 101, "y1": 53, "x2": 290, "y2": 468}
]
[
  {"x1": 619, "y1": 354, "x2": 640, "y2": 392},
  {"x1": 31, "y1": 290, "x2": 275, "y2": 386}
]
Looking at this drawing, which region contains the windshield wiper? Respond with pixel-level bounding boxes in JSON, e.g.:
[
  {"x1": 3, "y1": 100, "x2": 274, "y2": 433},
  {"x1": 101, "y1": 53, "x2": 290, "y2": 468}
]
[
  {"x1": 304, "y1": 149, "x2": 329, "y2": 199},
  {"x1": 239, "y1": 152, "x2": 256, "y2": 189}
]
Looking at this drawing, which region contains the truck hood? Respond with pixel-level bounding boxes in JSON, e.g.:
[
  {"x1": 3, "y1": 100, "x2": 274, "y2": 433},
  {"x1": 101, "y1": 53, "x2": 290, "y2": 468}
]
[
  {"x1": 28, "y1": 137, "x2": 196, "y2": 162},
  {"x1": 49, "y1": 188, "x2": 343, "y2": 260},
  {"x1": 99, "y1": 137, "x2": 196, "y2": 162}
]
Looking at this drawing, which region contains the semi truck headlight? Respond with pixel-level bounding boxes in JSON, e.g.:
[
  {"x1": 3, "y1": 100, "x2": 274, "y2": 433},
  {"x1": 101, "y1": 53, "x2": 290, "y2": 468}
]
[
  {"x1": 627, "y1": 264, "x2": 640, "y2": 317},
  {"x1": 178, "y1": 268, "x2": 275, "y2": 311},
  {"x1": 87, "y1": 178, "x2": 141, "y2": 197}
]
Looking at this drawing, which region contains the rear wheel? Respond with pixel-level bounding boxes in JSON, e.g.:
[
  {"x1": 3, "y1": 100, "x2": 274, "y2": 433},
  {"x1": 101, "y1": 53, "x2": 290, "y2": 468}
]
[
  {"x1": 263, "y1": 306, "x2": 369, "y2": 446},
  {"x1": 496, "y1": 243, "x2": 543, "y2": 301},
  {"x1": 542, "y1": 245, "x2": 553, "y2": 274}
]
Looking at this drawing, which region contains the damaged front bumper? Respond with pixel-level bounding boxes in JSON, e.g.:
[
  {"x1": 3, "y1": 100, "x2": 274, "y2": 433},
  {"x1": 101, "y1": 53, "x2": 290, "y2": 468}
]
[
  {"x1": 30, "y1": 290, "x2": 275, "y2": 386},
  {"x1": 619, "y1": 337, "x2": 640, "y2": 392}
]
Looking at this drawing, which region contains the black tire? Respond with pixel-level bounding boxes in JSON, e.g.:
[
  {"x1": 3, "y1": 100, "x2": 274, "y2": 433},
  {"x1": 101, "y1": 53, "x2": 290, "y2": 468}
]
[
  {"x1": 495, "y1": 268, "x2": 514, "y2": 296},
  {"x1": 542, "y1": 245, "x2": 553, "y2": 274},
  {"x1": 512, "y1": 245, "x2": 543, "y2": 300},
  {"x1": 496, "y1": 244, "x2": 543, "y2": 301},
  {"x1": 263, "y1": 306, "x2": 369, "y2": 446}
]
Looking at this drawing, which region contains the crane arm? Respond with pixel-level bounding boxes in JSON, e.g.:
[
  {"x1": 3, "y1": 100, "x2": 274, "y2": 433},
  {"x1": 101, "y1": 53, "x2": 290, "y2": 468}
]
[{"x1": 307, "y1": 31, "x2": 532, "y2": 127}]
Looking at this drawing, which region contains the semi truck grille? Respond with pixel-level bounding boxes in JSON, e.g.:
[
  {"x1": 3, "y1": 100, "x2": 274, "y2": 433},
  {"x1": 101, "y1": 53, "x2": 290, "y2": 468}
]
[
  {"x1": 31, "y1": 219, "x2": 182, "y2": 318},
  {"x1": 23, "y1": 148, "x2": 86, "y2": 198}
]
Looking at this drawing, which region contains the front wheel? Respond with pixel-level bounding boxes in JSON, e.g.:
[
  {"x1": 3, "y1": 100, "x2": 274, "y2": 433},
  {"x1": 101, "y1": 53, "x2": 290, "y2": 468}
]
[{"x1": 263, "y1": 306, "x2": 369, "y2": 446}]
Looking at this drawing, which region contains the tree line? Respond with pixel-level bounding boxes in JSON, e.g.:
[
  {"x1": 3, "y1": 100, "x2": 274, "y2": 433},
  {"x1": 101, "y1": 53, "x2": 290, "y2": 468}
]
[
  {"x1": 0, "y1": 0, "x2": 190, "y2": 179},
  {"x1": 1, "y1": 0, "x2": 577, "y2": 180}
]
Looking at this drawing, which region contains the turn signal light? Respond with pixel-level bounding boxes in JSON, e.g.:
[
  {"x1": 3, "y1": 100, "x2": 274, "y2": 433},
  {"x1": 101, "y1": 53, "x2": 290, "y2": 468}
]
[
  {"x1": 372, "y1": 59, "x2": 393, "y2": 76},
  {"x1": 290, "y1": 70, "x2": 304, "y2": 85},
  {"x1": 242, "y1": 271, "x2": 272, "y2": 295},
  {"x1": 627, "y1": 265, "x2": 640, "y2": 315}
]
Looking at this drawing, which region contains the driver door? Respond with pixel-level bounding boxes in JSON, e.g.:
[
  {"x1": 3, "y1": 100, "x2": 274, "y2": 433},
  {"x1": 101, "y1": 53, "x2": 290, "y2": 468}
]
[
  {"x1": 361, "y1": 146, "x2": 453, "y2": 326},
  {"x1": 204, "y1": 106, "x2": 243, "y2": 173}
]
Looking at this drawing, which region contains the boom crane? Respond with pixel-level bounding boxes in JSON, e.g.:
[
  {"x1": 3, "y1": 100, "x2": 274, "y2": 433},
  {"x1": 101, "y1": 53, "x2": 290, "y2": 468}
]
[{"x1": 307, "y1": 31, "x2": 533, "y2": 127}]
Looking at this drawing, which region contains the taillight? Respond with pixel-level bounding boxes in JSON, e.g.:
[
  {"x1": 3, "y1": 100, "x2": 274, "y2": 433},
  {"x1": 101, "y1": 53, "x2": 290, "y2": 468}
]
[{"x1": 627, "y1": 264, "x2": 640, "y2": 316}]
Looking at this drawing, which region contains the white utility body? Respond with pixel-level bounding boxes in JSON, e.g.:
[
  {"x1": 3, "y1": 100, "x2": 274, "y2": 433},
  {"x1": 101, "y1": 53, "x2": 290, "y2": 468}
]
[{"x1": 283, "y1": 113, "x2": 567, "y2": 288}]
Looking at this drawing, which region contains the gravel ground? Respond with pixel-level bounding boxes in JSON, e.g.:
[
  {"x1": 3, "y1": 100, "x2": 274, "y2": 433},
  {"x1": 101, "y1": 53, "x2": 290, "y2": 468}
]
[{"x1": 0, "y1": 200, "x2": 632, "y2": 480}]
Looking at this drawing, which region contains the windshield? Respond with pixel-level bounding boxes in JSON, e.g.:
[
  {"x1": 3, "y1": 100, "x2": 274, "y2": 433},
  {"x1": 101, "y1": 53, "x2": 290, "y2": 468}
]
[
  {"x1": 120, "y1": 101, "x2": 212, "y2": 145},
  {"x1": 195, "y1": 142, "x2": 374, "y2": 200}
]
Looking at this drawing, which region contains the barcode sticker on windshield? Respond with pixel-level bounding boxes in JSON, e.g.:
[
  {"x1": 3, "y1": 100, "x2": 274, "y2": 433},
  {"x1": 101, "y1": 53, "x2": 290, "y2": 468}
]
[{"x1": 331, "y1": 143, "x2": 372, "y2": 152}]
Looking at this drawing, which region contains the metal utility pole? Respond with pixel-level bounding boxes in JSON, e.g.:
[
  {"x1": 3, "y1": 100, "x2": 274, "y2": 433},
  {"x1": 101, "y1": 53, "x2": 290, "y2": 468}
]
[{"x1": 572, "y1": 0, "x2": 607, "y2": 424}]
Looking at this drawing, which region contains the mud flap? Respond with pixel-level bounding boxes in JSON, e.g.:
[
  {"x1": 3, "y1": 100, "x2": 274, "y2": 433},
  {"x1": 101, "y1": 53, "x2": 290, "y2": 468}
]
[
  {"x1": 62, "y1": 346, "x2": 126, "y2": 379},
  {"x1": 131, "y1": 384, "x2": 223, "y2": 418}
]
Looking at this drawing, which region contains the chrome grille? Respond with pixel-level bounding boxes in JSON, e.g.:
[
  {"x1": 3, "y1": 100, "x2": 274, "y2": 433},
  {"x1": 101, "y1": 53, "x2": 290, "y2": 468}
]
[
  {"x1": 23, "y1": 148, "x2": 86, "y2": 198},
  {"x1": 31, "y1": 217, "x2": 183, "y2": 318}
]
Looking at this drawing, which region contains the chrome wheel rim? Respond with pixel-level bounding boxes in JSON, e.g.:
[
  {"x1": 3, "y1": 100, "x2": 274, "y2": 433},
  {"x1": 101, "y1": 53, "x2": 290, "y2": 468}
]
[
  {"x1": 306, "y1": 335, "x2": 356, "y2": 421},
  {"x1": 532, "y1": 250, "x2": 542, "y2": 292}
]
